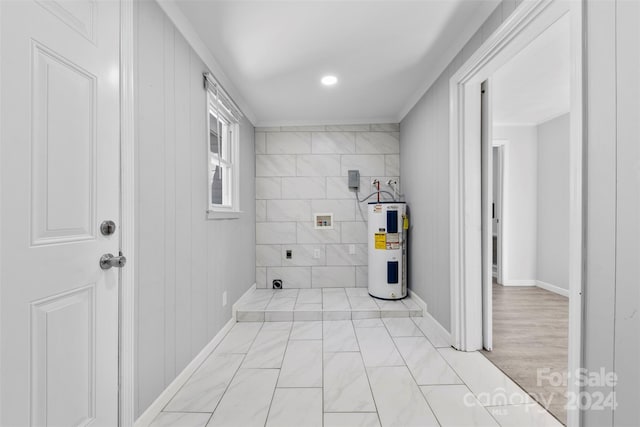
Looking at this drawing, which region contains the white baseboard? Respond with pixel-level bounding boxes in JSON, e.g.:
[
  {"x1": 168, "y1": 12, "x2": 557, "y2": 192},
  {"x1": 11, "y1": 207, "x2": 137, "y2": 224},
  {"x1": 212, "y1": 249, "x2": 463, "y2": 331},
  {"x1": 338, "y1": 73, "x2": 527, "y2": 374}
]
[
  {"x1": 419, "y1": 309, "x2": 453, "y2": 347},
  {"x1": 500, "y1": 279, "x2": 537, "y2": 286},
  {"x1": 535, "y1": 280, "x2": 569, "y2": 297},
  {"x1": 134, "y1": 317, "x2": 236, "y2": 427},
  {"x1": 232, "y1": 283, "x2": 257, "y2": 321},
  {"x1": 407, "y1": 289, "x2": 427, "y2": 315}
]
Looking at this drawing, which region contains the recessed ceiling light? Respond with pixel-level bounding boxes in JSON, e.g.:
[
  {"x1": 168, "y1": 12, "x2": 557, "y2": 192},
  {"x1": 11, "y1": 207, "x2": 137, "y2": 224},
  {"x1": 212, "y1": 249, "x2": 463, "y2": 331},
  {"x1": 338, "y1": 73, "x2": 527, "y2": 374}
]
[{"x1": 321, "y1": 75, "x2": 338, "y2": 86}]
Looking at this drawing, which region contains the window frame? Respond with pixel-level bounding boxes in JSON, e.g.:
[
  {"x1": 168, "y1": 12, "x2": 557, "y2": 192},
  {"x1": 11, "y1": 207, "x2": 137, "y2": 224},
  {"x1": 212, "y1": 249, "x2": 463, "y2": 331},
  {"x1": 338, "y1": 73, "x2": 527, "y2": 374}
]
[{"x1": 207, "y1": 90, "x2": 241, "y2": 219}]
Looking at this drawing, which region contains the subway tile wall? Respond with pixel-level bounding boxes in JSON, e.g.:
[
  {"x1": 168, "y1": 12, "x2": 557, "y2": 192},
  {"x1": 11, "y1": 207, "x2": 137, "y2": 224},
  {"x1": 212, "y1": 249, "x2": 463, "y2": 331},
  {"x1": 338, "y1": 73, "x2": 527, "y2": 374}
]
[{"x1": 255, "y1": 124, "x2": 400, "y2": 289}]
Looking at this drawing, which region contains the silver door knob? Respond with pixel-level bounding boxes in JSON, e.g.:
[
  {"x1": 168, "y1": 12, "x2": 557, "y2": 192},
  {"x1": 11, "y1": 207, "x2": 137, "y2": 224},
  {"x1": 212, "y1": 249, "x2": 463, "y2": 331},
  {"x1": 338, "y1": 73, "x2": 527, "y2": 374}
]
[{"x1": 100, "y1": 253, "x2": 127, "y2": 270}]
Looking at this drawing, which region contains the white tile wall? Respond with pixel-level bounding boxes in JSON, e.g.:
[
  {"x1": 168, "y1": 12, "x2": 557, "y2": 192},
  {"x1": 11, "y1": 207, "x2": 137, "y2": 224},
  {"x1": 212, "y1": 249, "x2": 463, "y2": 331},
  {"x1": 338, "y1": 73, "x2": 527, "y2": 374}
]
[
  {"x1": 311, "y1": 199, "x2": 355, "y2": 221},
  {"x1": 256, "y1": 200, "x2": 267, "y2": 221},
  {"x1": 281, "y1": 245, "x2": 326, "y2": 267},
  {"x1": 340, "y1": 155, "x2": 386, "y2": 176},
  {"x1": 267, "y1": 267, "x2": 312, "y2": 289},
  {"x1": 385, "y1": 155, "x2": 400, "y2": 176},
  {"x1": 282, "y1": 177, "x2": 326, "y2": 199},
  {"x1": 355, "y1": 132, "x2": 400, "y2": 154},
  {"x1": 255, "y1": 132, "x2": 266, "y2": 154},
  {"x1": 311, "y1": 266, "x2": 356, "y2": 288},
  {"x1": 355, "y1": 266, "x2": 369, "y2": 288},
  {"x1": 266, "y1": 200, "x2": 311, "y2": 221},
  {"x1": 256, "y1": 245, "x2": 282, "y2": 267},
  {"x1": 325, "y1": 124, "x2": 372, "y2": 132},
  {"x1": 340, "y1": 221, "x2": 368, "y2": 244},
  {"x1": 311, "y1": 132, "x2": 356, "y2": 154},
  {"x1": 255, "y1": 124, "x2": 400, "y2": 289},
  {"x1": 266, "y1": 132, "x2": 311, "y2": 154},
  {"x1": 256, "y1": 222, "x2": 296, "y2": 244},
  {"x1": 296, "y1": 222, "x2": 341, "y2": 244},
  {"x1": 326, "y1": 244, "x2": 368, "y2": 266},
  {"x1": 256, "y1": 155, "x2": 297, "y2": 177},
  {"x1": 256, "y1": 177, "x2": 282, "y2": 199},
  {"x1": 296, "y1": 155, "x2": 341, "y2": 176}
]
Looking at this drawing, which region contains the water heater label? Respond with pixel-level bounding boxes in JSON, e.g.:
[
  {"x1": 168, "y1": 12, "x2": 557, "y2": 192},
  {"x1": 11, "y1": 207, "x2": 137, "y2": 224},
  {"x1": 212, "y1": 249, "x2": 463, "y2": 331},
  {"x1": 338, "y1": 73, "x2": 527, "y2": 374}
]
[
  {"x1": 374, "y1": 233, "x2": 386, "y2": 249},
  {"x1": 386, "y1": 233, "x2": 400, "y2": 250}
]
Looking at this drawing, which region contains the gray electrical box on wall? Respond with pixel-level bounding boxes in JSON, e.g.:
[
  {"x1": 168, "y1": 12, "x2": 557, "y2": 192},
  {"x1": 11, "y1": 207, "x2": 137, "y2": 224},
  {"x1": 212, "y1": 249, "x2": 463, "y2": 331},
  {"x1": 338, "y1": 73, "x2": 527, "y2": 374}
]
[{"x1": 348, "y1": 170, "x2": 360, "y2": 190}]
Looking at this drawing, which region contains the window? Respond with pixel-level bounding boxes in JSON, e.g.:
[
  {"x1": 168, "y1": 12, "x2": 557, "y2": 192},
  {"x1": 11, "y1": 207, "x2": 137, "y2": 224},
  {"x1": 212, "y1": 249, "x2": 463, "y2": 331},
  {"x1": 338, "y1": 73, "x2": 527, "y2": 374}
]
[{"x1": 205, "y1": 73, "x2": 242, "y2": 218}]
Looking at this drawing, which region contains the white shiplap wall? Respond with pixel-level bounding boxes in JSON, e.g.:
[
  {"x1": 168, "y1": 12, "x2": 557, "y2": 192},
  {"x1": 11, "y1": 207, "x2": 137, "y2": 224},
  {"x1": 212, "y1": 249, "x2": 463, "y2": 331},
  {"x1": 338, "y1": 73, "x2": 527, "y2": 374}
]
[
  {"x1": 255, "y1": 124, "x2": 400, "y2": 289},
  {"x1": 584, "y1": 1, "x2": 640, "y2": 425},
  {"x1": 134, "y1": 0, "x2": 255, "y2": 418}
]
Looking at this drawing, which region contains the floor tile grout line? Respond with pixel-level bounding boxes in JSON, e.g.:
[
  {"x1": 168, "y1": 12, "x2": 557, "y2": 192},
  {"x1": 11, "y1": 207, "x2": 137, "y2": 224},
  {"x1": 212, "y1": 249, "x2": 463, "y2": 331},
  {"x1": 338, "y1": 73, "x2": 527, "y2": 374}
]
[
  {"x1": 262, "y1": 321, "x2": 293, "y2": 427},
  {"x1": 434, "y1": 348, "x2": 550, "y2": 424},
  {"x1": 410, "y1": 316, "x2": 444, "y2": 349},
  {"x1": 351, "y1": 319, "x2": 383, "y2": 427},
  {"x1": 157, "y1": 322, "x2": 251, "y2": 415},
  {"x1": 433, "y1": 348, "x2": 486, "y2": 403},
  {"x1": 382, "y1": 318, "x2": 446, "y2": 427},
  {"x1": 242, "y1": 321, "x2": 269, "y2": 359},
  {"x1": 203, "y1": 351, "x2": 249, "y2": 427}
]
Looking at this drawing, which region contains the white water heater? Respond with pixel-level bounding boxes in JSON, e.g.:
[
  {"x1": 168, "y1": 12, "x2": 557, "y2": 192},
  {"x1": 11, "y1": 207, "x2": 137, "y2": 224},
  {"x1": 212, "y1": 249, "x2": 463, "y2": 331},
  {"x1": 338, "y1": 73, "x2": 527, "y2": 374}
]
[{"x1": 368, "y1": 201, "x2": 407, "y2": 300}]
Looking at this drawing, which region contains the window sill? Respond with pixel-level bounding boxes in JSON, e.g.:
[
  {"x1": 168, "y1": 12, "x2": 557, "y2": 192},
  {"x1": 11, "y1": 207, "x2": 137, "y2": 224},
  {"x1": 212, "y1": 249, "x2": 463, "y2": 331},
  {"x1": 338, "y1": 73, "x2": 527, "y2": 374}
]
[{"x1": 207, "y1": 210, "x2": 243, "y2": 220}]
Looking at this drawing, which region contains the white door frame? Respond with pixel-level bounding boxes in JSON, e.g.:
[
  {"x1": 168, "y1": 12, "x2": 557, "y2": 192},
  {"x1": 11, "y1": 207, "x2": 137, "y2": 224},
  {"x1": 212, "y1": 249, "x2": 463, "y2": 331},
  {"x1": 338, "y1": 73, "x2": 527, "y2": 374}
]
[
  {"x1": 119, "y1": 0, "x2": 136, "y2": 426},
  {"x1": 448, "y1": 1, "x2": 583, "y2": 426}
]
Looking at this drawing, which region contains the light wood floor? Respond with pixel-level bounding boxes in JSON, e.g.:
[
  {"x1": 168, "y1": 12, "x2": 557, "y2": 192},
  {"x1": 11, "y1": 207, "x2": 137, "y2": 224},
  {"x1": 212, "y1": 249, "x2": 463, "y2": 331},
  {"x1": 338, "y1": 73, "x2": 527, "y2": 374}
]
[{"x1": 482, "y1": 281, "x2": 568, "y2": 425}]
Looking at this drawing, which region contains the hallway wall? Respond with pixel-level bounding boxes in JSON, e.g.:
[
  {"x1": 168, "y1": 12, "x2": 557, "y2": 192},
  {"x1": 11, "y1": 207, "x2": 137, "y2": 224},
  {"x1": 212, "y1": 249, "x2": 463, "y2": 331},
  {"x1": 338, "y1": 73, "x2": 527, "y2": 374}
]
[
  {"x1": 493, "y1": 125, "x2": 538, "y2": 285},
  {"x1": 400, "y1": 0, "x2": 521, "y2": 331},
  {"x1": 492, "y1": 117, "x2": 570, "y2": 293},
  {"x1": 254, "y1": 124, "x2": 399, "y2": 289},
  {"x1": 134, "y1": 0, "x2": 256, "y2": 417},
  {"x1": 536, "y1": 113, "x2": 570, "y2": 291}
]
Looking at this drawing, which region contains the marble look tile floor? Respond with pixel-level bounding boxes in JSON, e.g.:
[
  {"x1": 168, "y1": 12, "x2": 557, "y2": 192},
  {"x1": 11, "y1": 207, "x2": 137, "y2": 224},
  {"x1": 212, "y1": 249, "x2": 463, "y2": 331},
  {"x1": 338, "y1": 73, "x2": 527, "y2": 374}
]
[
  {"x1": 235, "y1": 288, "x2": 422, "y2": 322},
  {"x1": 150, "y1": 309, "x2": 562, "y2": 427}
]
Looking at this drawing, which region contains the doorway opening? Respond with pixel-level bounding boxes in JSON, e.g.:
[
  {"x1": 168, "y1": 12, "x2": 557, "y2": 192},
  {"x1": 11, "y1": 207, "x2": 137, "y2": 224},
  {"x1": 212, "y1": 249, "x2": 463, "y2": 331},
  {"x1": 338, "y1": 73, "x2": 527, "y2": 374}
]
[
  {"x1": 481, "y1": 12, "x2": 571, "y2": 424},
  {"x1": 448, "y1": 0, "x2": 583, "y2": 426}
]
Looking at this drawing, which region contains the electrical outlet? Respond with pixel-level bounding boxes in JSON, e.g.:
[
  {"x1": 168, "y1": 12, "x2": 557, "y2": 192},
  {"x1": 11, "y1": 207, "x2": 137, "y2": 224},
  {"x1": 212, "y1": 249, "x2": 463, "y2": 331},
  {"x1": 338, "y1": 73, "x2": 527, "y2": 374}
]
[
  {"x1": 286, "y1": 249, "x2": 292, "y2": 259},
  {"x1": 313, "y1": 248, "x2": 321, "y2": 259},
  {"x1": 222, "y1": 291, "x2": 228, "y2": 307},
  {"x1": 349, "y1": 244, "x2": 356, "y2": 255}
]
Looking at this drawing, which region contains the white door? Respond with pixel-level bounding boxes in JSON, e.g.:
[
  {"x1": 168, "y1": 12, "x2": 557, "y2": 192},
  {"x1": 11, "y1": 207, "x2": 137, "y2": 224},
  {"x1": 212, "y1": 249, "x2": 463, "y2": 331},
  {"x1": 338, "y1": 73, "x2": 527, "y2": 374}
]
[
  {"x1": 480, "y1": 80, "x2": 493, "y2": 351},
  {"x1": 0, "y1": 1, "x2": 121, "y2": 425}
]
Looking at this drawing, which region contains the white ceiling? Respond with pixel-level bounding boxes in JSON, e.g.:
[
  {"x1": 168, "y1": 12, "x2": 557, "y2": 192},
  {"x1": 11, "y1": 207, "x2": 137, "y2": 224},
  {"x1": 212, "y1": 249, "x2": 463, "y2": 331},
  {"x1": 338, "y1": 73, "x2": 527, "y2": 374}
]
[
  {"x1": 172, "y1": 0, "x2": 500, "y2": 126},
  {"x1": 492, "y1": 13, "x2": 570, "y2": 126}
]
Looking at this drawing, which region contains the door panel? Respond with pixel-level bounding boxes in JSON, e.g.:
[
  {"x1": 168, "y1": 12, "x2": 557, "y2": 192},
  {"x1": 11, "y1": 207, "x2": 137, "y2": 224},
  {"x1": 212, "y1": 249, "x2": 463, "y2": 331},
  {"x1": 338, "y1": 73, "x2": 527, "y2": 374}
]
[
  {"x1": 31, "y1": 285, "x2": 95, "y2": 426},
  {"x1": 31, "y1": 42, "x2": 97, "y2": 245},
  {"x1": 0, "y1": 1, "x2": 120, "y2": 425},
  {"x1": 35, "y1": 0, "x2": 97, "y2": 42}
]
